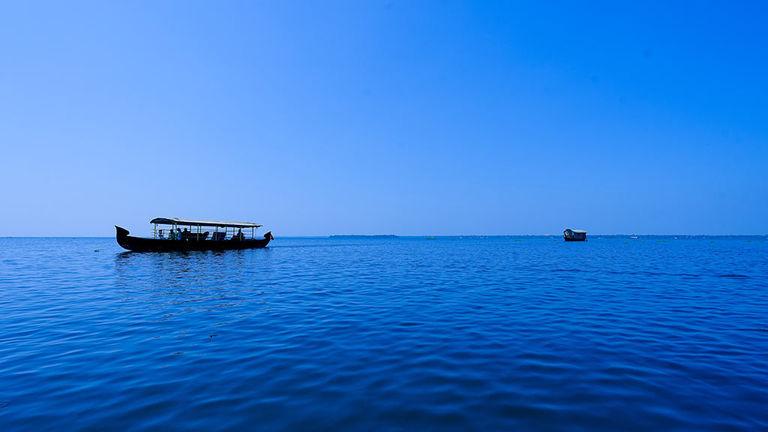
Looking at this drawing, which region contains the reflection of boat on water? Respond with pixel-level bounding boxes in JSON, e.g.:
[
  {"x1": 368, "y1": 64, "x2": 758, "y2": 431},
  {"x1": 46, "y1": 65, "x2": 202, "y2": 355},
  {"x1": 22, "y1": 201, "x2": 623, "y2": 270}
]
[
  {"x1": 563, "y1": 228, "x2": 587, "y2": 242},
  {"x1": 116, "y1": 217, "x2": 273, "y2": 252},
  {"x1": 630, "y1": 235, "x2": 639, "y2": 239}
]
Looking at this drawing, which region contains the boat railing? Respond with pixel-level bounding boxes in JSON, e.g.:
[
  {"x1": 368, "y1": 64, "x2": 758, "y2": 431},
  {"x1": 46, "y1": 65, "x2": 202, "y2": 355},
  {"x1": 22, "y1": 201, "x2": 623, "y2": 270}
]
[{"x1": 151, "y1": 224, "x2": 259, "y2": 240}]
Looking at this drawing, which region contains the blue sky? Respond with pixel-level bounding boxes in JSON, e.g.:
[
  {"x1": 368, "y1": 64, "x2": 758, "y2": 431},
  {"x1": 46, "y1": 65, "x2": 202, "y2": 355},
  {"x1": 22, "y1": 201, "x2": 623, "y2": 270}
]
[{"x1": 1, "y1": 1, "x2": 766, "y2": 236}]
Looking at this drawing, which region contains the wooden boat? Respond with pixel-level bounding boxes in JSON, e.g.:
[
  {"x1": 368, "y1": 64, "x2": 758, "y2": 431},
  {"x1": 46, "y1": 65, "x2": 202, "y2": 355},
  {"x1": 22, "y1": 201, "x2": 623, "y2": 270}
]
[
  {"x1": 563, "y1": 228, "x2": 587, "y2": 242},
  {"x1": 116, "y1": 217, "x2": 273, "y2": 252}
]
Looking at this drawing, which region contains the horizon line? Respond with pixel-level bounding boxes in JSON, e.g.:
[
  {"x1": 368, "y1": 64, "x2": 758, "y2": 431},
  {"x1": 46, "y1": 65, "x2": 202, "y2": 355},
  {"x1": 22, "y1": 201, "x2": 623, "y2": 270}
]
[{"x1": 2, "y1": 234, "x2": 767, "y2": 238}]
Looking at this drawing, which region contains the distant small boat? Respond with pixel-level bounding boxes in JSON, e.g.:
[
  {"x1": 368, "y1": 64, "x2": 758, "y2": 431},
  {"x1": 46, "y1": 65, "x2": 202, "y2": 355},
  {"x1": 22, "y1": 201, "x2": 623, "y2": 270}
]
[
  {"x1": 563, "y1": 229, "x2": 587, "y2": 242},
  {"x1": 116, "y1": 217, "x2": 273, "y2": 252}
]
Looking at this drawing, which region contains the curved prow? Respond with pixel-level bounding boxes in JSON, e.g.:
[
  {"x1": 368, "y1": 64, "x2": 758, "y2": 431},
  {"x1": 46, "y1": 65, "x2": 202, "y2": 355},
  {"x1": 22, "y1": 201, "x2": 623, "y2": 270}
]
[
  {"x1": 115, "y1": 225, "x2": 132, "y2": 250},
  {"x1": 264, "y1": 231, "x2": 274, "y2": 242},
  {"x1": 116, "y1": 225, "x2": 129, "y2": 238}
]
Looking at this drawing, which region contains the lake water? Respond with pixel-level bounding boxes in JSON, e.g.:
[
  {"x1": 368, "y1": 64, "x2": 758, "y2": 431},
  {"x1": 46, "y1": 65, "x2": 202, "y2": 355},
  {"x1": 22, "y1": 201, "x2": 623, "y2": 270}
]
[{"x1": 1, "y1": 236, "x2": 767, "y2": 430}]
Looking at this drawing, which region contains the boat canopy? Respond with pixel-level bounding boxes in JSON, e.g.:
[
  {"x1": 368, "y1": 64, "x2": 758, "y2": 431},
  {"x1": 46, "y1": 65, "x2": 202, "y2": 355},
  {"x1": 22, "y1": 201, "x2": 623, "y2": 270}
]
[{"x1": 150, "y1": 217, "x2": 262, "y2": 228}]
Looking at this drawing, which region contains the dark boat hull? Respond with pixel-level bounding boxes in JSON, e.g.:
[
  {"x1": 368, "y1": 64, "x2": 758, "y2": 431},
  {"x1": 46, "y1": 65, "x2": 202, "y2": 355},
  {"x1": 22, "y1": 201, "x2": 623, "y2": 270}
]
[{"x1": 116, "y1": 226, "x2": 273, "y2": 252}]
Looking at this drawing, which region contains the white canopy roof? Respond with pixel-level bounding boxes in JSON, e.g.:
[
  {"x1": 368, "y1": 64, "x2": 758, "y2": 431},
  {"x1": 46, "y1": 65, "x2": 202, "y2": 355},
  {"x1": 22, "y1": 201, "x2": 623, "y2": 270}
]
[{"x1": 150, "y1": 217, "x2": 262, "y2": 228}]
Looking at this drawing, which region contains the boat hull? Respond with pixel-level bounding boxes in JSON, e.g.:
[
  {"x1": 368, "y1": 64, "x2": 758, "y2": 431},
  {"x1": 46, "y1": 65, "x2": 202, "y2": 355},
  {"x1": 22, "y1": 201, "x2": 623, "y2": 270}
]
[
  {"x1": 116, "y1": 226, "x2": 273, "y2": 252},
  {"x1": 563, "y1": 237, "x2": 587, "y2": 242}
]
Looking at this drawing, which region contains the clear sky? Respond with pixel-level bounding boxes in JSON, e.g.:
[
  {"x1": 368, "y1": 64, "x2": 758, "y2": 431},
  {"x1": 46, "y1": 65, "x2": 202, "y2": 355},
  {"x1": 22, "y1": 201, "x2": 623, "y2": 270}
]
[{"x1": 1, "y1": 1, "x2": 766, "y2": 236}]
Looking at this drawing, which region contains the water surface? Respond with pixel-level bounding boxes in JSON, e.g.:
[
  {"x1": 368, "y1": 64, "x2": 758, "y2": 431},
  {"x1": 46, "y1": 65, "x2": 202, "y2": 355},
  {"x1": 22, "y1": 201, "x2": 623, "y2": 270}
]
[{"x1": 1, "y1": 236, "x2": 767, "y2": 430}]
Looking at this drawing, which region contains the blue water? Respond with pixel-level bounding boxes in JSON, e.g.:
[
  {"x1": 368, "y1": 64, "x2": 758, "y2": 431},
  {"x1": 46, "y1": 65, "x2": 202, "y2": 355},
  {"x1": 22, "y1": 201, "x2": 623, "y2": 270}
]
[{"x1": 1, "y1": 236, "x2": 767, "y2": 430}]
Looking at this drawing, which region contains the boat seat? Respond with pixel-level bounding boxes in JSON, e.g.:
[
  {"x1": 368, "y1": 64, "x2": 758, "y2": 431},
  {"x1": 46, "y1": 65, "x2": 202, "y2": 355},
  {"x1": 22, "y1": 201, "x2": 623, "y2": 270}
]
[{"x1": 183, "y1": 231, "x2": 209, "y2": 241}]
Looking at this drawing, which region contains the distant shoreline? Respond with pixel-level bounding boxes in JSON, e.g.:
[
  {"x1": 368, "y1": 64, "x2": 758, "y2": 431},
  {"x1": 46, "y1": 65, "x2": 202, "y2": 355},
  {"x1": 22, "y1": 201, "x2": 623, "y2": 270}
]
[
  {"x1": 2, "y1": 235, "x2": 766, "y2": 239},
  {"x1": 329, "y1": 235, "x2": 399, "y2": 239}
]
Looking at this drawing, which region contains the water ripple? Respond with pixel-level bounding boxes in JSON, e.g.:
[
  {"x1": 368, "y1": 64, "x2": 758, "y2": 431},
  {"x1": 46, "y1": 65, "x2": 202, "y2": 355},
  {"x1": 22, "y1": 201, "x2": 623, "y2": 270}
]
[{"x1": 0, "y1": 236, "x2": 767, "y2": 430}]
